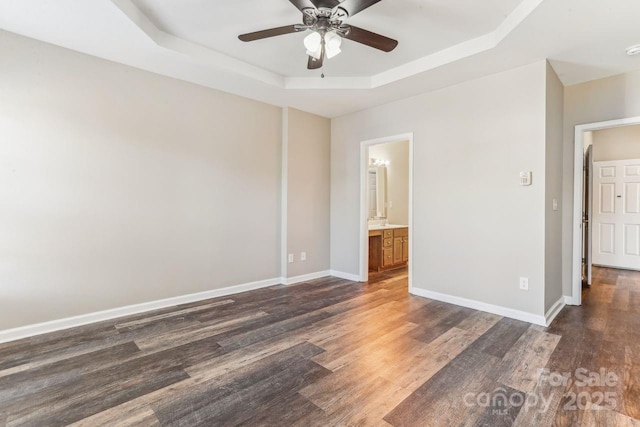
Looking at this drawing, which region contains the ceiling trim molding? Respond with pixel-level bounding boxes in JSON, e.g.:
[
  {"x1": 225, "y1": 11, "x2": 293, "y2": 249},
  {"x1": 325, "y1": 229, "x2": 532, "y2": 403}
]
[
  {"x1": 110, "y1": 0, "x2": 285, "y2": 87},
  {"x1": 371, "y1": 0, "x2": 545, "y2": 87},
  {"x1": 111, "y1": 0, "x2": 545, "y2": 90},
  {"x1": 285, "y1": 76, "x2": 372, "y2": 89}
]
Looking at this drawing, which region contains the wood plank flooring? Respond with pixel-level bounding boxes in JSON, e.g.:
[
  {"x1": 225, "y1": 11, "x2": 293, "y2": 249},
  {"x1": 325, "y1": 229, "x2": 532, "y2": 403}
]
[{"x1": 1, "y1": 266, "x2": 639, "y2": 426}]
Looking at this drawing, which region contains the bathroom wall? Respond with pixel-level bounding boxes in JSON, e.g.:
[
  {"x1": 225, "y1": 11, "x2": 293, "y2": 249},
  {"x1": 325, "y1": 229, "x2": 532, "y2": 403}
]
[{"x1": 368, "y1": 140, "x2": 410, "y2": 225}]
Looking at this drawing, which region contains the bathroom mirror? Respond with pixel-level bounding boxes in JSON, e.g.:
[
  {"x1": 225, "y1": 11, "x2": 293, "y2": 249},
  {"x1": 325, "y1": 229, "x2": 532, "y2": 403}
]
[{"x1": 368, "y1": 166, "x2": 387, "y2": 219}]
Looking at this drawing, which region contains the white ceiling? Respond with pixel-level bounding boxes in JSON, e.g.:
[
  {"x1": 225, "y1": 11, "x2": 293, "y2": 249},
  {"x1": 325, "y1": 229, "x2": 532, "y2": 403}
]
[
  {"x1": 131, "y1": 0, "x2": 522, "y2": 77},
  {"x1": 1, "y1": 0, "x2": 640, "y2": 118}
]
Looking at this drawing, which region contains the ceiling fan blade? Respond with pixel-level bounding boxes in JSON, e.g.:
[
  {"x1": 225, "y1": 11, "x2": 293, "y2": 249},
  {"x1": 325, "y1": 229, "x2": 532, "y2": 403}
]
[
  {"x1": 335, "y1": 0, "x2": 382, "y2": 17},
  {"x1": 343, "y1": 25, "x2": 398, "y2": 52},
  {"x1": 307, "y1": 52, "x2": 324, "y2": 70},
  {"x1": 289, "y1": 0, "x2": 317, "y2": 12},
  {"x1": 238, "y1": 25, "x2": 301, "y2": 42}
]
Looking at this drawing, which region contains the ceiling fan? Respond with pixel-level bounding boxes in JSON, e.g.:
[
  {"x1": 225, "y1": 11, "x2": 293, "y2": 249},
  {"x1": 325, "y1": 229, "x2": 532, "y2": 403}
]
[{"x1": 238, "y1": 0, "x2": 398, "y2": 70}]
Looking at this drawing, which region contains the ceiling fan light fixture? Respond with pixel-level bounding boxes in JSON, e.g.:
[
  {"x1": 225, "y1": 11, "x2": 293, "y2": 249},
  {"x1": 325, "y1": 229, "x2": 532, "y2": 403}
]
[
  {"x1": 325, "y1": 46, "x2": 341, "y2": 59},
  {"x1": 304, "y1": 31, "x2": 322, "y2": 52},
  {"x1": 238, "y1": 0, "x2": 398, "y2": 71},
  {"x1": 325, "y1": 30, "x2": 342, "y2": 59},
  {"x1": 307, "y1": 48, "x2": 323, "y2": 60}
]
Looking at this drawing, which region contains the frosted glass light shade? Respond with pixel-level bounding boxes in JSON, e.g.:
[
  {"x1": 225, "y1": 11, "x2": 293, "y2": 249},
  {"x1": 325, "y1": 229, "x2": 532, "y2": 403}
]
[
  {"x1": 324, "y1": 31, "x2": 342, "y2": 59},
  {"x1": 304, "y1": 31, "x2": 322, "y2": 52}
]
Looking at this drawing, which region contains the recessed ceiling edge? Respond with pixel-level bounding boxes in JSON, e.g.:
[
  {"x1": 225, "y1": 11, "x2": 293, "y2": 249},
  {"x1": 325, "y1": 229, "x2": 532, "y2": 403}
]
[{"x1": 110, "y1": 0, "x2": 545, "y2": 90}]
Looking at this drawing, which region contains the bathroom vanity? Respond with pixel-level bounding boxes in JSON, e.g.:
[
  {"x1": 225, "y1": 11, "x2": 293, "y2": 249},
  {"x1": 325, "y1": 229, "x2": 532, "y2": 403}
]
[{"x1": 368, "y1": 226, "x2": 409, "y2": 272}]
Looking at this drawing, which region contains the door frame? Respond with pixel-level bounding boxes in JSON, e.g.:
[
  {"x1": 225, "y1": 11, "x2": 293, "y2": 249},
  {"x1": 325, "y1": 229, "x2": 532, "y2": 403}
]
[
  {"x1": 572, "y1": 116, "x2": 640, "y2": 305},
  {"x1": 359, "y1": 132, "x2": 414, "y2": 291},
  {"x1": 585, "y1": 145, "x2": 593, "y2": 286}
]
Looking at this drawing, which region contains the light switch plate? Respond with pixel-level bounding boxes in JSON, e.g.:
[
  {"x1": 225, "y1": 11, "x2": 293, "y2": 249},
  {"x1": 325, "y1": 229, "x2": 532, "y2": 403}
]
[
  {"x1": 288, "y1": 254, "x2": 294, "y2": 263},
  {"x1": 520, "y1": 171, "x2": 532, "y2": 186},
  {"x1": 300, "y1": 252, "x2": 307, "y2": 261}
]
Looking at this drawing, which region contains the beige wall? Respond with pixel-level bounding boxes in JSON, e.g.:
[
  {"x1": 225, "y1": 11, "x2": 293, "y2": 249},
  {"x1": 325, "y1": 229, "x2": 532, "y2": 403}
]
[
  {"x1": 332, "y1": 61, "x2": 549, "y2": 317},
  {"x1": 285, "y1": 108, "x2": 331, "y2": 278},
  {"x1": 368, "y1": 140, "x2": 410, "y2": 225},
  {"x1": 14, "y1": 21, "x2": 639, "y2": 330},
  {"x1": 544, "y1": 62, "x2": 565, "y2": 312},
  {"x1": 592, "y1": 124, "x2": 640, "y2": 161},
  {"x1": 562, "y1": 70, "x2": 640, "y2": 297},
  {"x1": 0, "y1": 31, "x2": 283, "y2": 330}
]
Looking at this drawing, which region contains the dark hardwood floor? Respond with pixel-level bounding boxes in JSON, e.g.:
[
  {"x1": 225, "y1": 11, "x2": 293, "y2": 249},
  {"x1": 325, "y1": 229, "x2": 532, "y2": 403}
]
[{"x1": 1, "y1": 266, "x2": 639, "y2": 426}]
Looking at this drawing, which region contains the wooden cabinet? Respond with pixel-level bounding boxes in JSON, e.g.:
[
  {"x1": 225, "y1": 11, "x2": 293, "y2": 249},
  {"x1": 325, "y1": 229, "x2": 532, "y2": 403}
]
[
  {"x1": 383, "y1": 248, "x2": 394, "y2": 267},
  {"x1": 368, "y1": 227, "x2": 409, "y2": 272},
  {"x1": 368, "y1": 232, "x2": 382, "y2": 272},
  {"x1": 393, "y1": 237, "x2": 403, "y2": 264},
  {"x1": 395, "y1": 227, "x2": 409, "y2": 264},
  {"x1": 402, "y1": 238, "x2": 409, "y2": 263}
]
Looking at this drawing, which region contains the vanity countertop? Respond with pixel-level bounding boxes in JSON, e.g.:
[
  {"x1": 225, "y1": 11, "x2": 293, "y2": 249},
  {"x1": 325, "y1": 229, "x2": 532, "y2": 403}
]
[{"x1": 368, "y1": 224, "x2": 408, "y2": 231}]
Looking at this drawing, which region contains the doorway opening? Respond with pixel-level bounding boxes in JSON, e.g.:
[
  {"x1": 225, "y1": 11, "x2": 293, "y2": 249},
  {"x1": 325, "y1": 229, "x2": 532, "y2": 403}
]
[
  {"x1": 359, "y1": 133, "x2": 414, "y2": 290},
  {"x1": 572, "y1": 117, "x2": 640, "y2": 305}
]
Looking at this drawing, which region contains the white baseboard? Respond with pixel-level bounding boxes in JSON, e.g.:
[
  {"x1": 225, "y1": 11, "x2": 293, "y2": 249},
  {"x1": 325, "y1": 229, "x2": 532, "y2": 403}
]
[
  {"x1": 544, "y1": 297, "x2": 565, "y2": 327},
  {"x1": 0, "y1": 274, "x2": 568, "y2": 344},
  {"x1": 410, "y1": 287, "x2": 547, "y2": 326},
  {"x1": 0, "y1": 277, "x2": 282, "y2": 344},
  {"x1": 329, "y1": 270, "x2": 362, "y2": 282},
  {"x1": 563, "y1": 295, "x2": 578, "y2": 306},
  {"x1": 284, "y1": 270, "x2": 331, "y2": 285}
]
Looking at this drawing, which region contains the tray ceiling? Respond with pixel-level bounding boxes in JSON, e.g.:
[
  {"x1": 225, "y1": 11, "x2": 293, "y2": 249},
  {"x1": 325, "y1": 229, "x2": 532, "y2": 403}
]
[
  {"x1": 131, "y1": 0, "x2": 523, "y2": 77},
  {"x1": 1, "y1": 0, "x2": 640, "y2": 117}
]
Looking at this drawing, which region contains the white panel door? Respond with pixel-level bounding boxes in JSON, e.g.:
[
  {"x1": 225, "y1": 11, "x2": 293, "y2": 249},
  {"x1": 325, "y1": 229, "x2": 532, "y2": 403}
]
[{"x1": 592, "y1": 159, "x2": 640, "y2": 270}]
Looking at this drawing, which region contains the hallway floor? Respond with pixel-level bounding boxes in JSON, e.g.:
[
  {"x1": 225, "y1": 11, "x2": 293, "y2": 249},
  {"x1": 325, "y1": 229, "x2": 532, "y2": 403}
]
[{"x1": 0, "y1": 267, "x2": 639, "y2": 426}]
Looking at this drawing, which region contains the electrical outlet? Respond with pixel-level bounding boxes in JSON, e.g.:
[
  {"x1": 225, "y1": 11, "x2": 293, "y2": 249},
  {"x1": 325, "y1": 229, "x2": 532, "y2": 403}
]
[
  {"x1": 300, "y1": 252, "x2": 307, "y2": 261},
  {"x1": 288, "y1": 254, "x2": 294, "y2": 263},
  {"x1": 519, "y1": 277, "x2": 529, "y2": 290}
]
